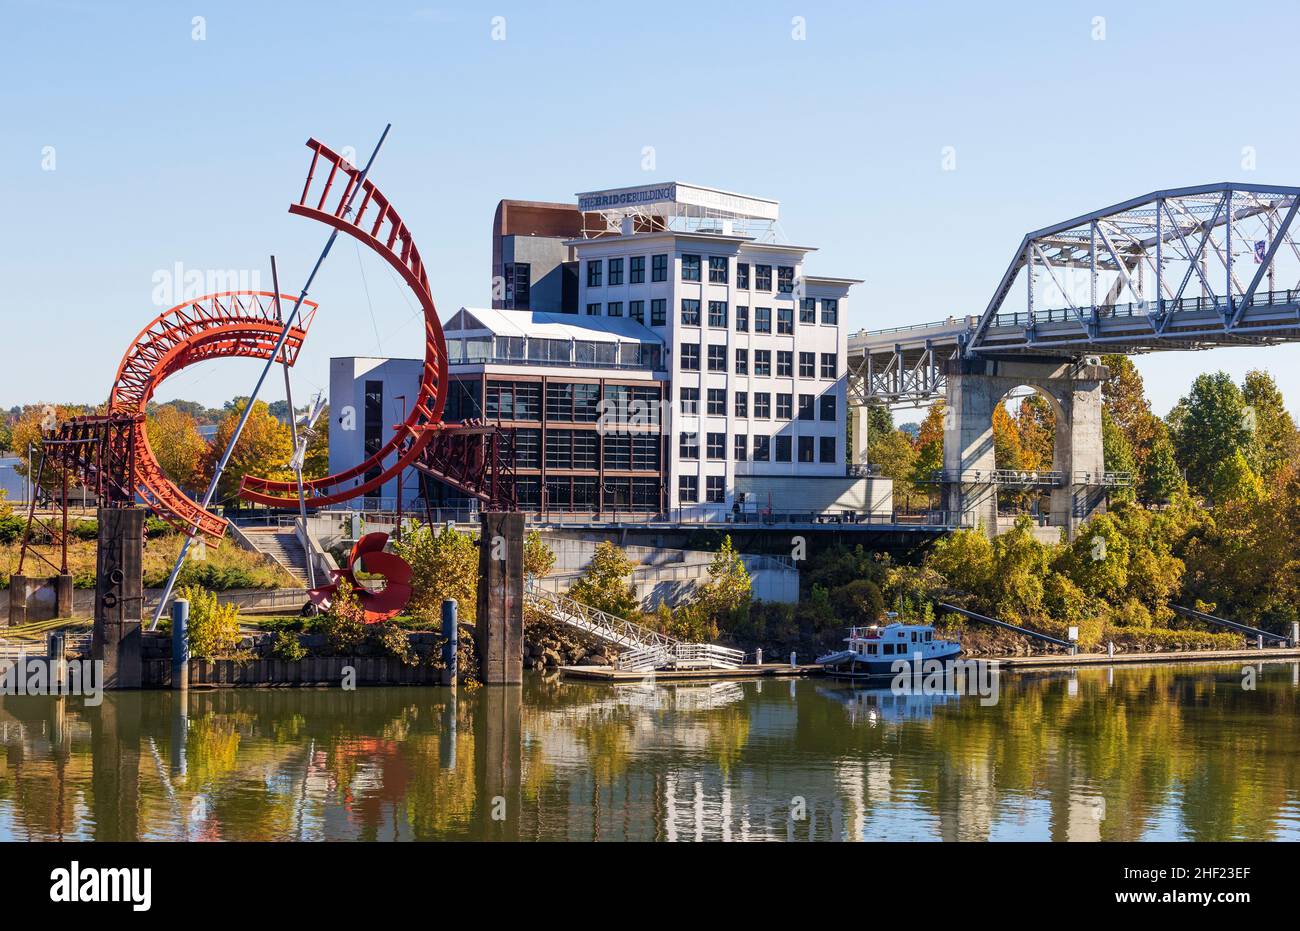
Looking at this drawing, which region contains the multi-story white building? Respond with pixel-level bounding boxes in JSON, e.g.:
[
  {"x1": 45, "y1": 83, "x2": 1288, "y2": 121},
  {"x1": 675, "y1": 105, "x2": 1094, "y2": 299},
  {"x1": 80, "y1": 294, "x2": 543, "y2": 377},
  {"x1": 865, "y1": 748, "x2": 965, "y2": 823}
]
[
  {"x1": 569, "y1": 182, "x2": 863, "y2": 516},
  {"x1": 327, "y1": 182, "x2": 892, "y2": 522}
]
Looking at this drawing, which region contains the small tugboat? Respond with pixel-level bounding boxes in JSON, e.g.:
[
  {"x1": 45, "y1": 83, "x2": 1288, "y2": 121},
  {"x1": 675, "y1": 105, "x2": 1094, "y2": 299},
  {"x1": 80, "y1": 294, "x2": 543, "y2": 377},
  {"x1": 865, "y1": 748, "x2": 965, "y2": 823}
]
[{"x1": 816, "y1": 619, "x2": 961, "y2": 679}]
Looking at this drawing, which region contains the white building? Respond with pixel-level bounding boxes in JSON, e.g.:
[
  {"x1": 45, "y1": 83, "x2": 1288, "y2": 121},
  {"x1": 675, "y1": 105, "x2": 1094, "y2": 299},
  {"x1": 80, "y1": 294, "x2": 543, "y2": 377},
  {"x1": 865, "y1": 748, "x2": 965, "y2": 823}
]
[
  {"x1": 327, "y1": 182, "x2": 892, "y2": 522},
  {"x1": 570, "y1": 182, "x2": 867, "y2": 516}
]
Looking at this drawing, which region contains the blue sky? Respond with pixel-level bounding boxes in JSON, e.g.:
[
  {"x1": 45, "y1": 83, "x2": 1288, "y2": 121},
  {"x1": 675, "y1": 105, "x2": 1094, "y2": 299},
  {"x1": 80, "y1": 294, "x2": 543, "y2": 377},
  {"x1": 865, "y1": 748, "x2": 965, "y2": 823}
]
[{"x1": 2, "y1": 0, "x2": 1299, "y2": 417}]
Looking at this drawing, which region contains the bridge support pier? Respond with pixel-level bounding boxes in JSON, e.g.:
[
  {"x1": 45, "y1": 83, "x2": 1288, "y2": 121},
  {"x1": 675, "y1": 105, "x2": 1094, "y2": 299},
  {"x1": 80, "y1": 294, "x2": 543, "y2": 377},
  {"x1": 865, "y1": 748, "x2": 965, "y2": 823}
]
[
  {"x1": 943, "y1": 357, "x2": 1107, "y2": 539},
  {"x1": 476, "y1": 511, "x2": 524, "y2": 684}
]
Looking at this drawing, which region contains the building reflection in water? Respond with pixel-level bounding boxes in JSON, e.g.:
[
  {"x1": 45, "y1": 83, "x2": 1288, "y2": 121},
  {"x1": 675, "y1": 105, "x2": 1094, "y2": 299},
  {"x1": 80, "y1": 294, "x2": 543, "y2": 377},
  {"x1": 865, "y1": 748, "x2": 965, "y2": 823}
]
[{"x1": 0, "y1": 662, "x2": 1298, "y2": 842}]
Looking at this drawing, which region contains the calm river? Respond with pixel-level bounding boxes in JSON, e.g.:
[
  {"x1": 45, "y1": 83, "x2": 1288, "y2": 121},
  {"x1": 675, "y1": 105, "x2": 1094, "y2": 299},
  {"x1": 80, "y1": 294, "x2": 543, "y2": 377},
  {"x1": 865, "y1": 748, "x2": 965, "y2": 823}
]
[{"x1": 2, "y1": 662, "x2": 1298, "y2": 841}]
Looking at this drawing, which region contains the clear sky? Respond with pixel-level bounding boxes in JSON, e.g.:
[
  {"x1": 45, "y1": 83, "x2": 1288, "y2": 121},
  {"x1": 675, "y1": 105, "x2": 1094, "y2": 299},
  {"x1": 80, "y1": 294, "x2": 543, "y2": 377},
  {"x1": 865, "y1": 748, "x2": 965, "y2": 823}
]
[{"x1": 3, "y1": 0, "x2": 1299, "y2": 418}]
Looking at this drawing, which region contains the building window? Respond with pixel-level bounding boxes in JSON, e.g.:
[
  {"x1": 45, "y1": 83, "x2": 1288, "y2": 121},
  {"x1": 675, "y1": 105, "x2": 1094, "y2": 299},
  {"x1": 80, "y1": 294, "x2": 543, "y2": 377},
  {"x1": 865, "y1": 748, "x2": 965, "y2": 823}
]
[
  {"x1": 708, "y1": 301, "x2": 728, "y2": 328},
  {"x1": 736, "y1": 263, "x2": 750, "y2": 289},
  {"x1": 632, "y1": 434, "x2": 660, "y2": 471},
  {"x1": 707, "y1": 388, "x2": 726, "y2": 416},
  {"x1": 777, "y1": 266, "x2": 794, "y2": 293},
  {"x1": 513, "y1": 428, "x2": 541, "y2": 469},
  {"x1": 504, "y1": 262, "x2": 531, "y2": 309},
  {"x1": 487, "y1": 381, "x2": 541, "y2": 420},
  {"x1": 735, "y1": 305, "x2": 749, "y2": 332},
  {"x1": 681, "y1": 298, "x2": 701, "y2": 326},
  {"x1": 546, "y1": 430, "x2": 572, "y2": 469},
  {"x1": 734, "y1": 391, "x2": 748, "y2": 417},
  {"x1": 735, "y1": 348, "x2": 748, "y2": 375},
  {"x1": 821, "y1": 352, "x2": 838, "y2": 379},
  {"x1": 799, "y1": 351, "x2": 815, "y2": 378},
  {"x1": 775, "y1": 436, "x2": 792, "y2": 462},
  {"x1": 821, "y1": 299, "x2": 839, "y2": 325},
  {"x1": 706, "y1": 475, "x2": 725, "y2": 502},
  {"x1": 629, "y1": 300, "x2": 644, "y2": 323},
  {"x1": 708, "y1": 256, "x2": 728, "y2": 283},
  {"x1": 574, "y1": 384, "x2": 599, "y2": 422},
  {"x1": 777, "y1": 307, "x2": 793, "y2": 334},
  {"x1": 587, "y1": 260, "x2": 602, "y2": 287},
  {"x1": 755, "y1": 307, "x2": 772, "y2": 333},
  {"x1": 754, "y1": 392, "x2": 771, "y2": 419},
  {"x1": 608, "y1": 257, "x2": 624, "y2": 286},
  {"x1": 755, "y1": 265, "x2": 772, "y2": 291},
  {"x1": 777, "y1": 351, "x2": 793, "y2": 377},
  {"x1": 679, "y1": 475, "x2": 698, "y2": 503},
  {"x1": 363, "y1": 380, "x2": 384, "y2": 501},
  {"x1": 800, "y1": 298, "x2": 816, "y2": 324},
  {"x1": 820, "y1": 395, "x2": 837, "y2": 421},
  {"x1": 798, "y1": 436, "x2": 814, "y2": 463},
  {"x1": 753, "y1": 436, "x2": 771, "y2": 461},
  {"x1": 679, "y1": 432, "x2": 699, "y2": 459},
  {"x1": 679, "y1": 386, "x2": 698, "y2": 415},
  {"x1": 798, "y1": 394, "x2": 815, "y2": 420},
  {"x1": 586, "y1": 302, "x2": 601, "y2": 316},
  {"x1": 706, "y1": 433, "x2": 725, "y2": 460},
  {"x1": 754, "y1": 349, "x2": 771, "y2": 377},
  {"x1": 680, "y1": 344, "x2": 700, "y2": 371},
  {"x1": 776, "y1": 393, "x2": 792, "y2": 420},
  {"x1": 734, "y1": 434, "x2": 747, "y2": 460},
  {"x1": 629, "y1": 255, "x2": 645, "y2": 284},
  {"x1": 682, "y1": 254, "x2": 701, "y2": 282},
  {"x1": 604, "y1": 435, "x2": 631, "y2": 470},
  {"x1": 651, "y1": 298, "x2": 666, "y2": 326},
  {"x1": 652, "y1": 254, "x2": 667, "y2": 282},
  {"x1": 707, "y1": 344, "x2": 727, "y2": 372},
  {"x1": 607, "y1": 301, "x2": 623, "y2": 317},
  {"x1": 820, "y1": 436, "x2": 836, "y2": 463},
  {"x1": 573, "y1": 432, "x2": 598, "y2": 469}
]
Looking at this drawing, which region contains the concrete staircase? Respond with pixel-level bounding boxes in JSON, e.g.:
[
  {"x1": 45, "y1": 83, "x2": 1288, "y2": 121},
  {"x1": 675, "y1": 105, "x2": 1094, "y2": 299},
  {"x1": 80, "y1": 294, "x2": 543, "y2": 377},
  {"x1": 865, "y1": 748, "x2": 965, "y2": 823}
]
[{"x1": 242, "y1": 528, "x2": 311, "y2": 587}]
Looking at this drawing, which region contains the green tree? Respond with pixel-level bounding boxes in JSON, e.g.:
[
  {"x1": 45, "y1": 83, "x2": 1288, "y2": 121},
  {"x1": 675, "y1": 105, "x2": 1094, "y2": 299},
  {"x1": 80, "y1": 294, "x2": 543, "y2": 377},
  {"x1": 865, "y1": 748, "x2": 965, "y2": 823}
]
[
  {"x1": 870, "y1": 430, "x2": 919, "y2": 499},
  {"x1": 1174, "y1": 372, "x2": 1253, "y2": 497},
  {"x1": 1209, "y1": 449, "x2": 1264, "y2": 505},
  {"x1": 1241, "y1": 370, "x2": 1299, "y2": 480},
  {"x1": 392, "y1": 523, "x2": 479, "y2": 625},
  {"x1": 1103, "y1": 409, "x2": 1137, "y2": 501},
  {"x1": 177, "y1": 585, "x2": 241, "y2": 659},
  {"x1": 567, "y1": 540, "x2": 639, "y2": 618},
  {"x1": 694, "y1": 535, "x2": 751, "y2": 625},
  {"x1": 1138, "y1": 431, "x2": 1185, "y2": 504},
  {"x1": 1101, "y1": 354, "x2": 1162, "y2": 465}
]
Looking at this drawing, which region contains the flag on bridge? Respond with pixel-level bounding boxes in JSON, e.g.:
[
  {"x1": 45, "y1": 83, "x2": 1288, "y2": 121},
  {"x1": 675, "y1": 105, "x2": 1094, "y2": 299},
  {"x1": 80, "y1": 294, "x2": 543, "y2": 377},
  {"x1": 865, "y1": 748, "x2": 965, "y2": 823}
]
[{"x1": 1254, "y1": 240, "x2": 1268, "y2": 263}]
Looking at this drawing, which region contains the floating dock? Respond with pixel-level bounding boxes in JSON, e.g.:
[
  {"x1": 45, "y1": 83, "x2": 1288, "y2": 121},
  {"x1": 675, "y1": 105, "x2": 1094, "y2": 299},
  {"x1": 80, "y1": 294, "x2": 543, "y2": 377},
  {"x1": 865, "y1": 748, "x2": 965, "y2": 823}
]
[{"x1": 559, "y1": 662, "x2": 820, "y2": 682}]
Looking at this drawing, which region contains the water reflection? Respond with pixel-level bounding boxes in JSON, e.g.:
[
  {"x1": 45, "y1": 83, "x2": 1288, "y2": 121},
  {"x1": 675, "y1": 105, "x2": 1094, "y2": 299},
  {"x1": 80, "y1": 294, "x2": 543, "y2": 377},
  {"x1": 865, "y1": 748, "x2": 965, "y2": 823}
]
[{"x1": 1, "y1": 663, "x2": 1298, "y2": 842}]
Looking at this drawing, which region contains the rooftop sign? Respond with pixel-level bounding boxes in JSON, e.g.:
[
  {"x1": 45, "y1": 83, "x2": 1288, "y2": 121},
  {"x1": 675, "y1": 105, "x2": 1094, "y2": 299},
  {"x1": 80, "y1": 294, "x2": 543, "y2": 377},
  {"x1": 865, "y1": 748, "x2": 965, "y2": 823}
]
[{"x1": 576, "y1": 182, "x2": 779, "y2": 221}]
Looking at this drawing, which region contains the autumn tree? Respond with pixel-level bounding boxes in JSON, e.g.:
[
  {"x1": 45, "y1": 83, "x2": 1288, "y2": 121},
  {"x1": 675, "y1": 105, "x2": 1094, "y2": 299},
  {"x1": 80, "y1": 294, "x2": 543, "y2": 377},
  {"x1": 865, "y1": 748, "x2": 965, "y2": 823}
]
[
  {"x1": 205, "y1": 399, "x2": 294, "y2": 501},
  {"x1": 146, "y1": 404, "x2": 208, "y2": 492},
  {"x1": 1100, "y1": 355, "x2": 1161, "y2": 466},
  {"x1": 523, "y1": 529, "x2": 556, "y2": 578},
  {"x1": 567, "y1": 540, "x2": 639, "y2": 619},
  {"x1": 392, "y1": 523, "x2": 479, "y2": 626},
  {"x1": 1015, "y1": 393, "x2": 1055, "y2": 472}
]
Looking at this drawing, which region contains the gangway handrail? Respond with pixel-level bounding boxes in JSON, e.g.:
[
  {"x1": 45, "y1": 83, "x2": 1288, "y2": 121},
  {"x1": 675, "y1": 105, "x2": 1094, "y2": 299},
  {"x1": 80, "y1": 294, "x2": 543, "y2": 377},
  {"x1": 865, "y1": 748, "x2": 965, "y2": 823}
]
[
  {"x1": 938, "y1": 602, "x2": 1075, "y2": 649},
  {"x1": 1169, "y1": 605, "x2": 1288, "y2": 643}
]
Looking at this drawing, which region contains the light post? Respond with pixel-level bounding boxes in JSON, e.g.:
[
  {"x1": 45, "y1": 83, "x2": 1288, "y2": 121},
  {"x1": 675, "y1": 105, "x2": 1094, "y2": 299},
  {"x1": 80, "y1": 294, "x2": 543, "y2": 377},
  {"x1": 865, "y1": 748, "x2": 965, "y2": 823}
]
[{"x1": 393, "y1": 394, "x2": 407, "y2": 540}]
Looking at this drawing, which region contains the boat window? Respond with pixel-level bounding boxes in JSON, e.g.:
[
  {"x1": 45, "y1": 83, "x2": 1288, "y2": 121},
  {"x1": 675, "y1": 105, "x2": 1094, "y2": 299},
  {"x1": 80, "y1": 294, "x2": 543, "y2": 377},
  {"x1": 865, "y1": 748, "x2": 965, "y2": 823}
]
[{"x1": 866, "y1": 644, "x2": 877, "y2": 654}]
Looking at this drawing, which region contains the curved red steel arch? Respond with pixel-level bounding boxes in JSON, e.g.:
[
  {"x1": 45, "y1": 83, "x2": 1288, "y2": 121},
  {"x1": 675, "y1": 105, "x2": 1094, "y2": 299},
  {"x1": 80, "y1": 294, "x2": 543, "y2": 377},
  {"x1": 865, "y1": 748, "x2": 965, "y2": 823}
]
[
  {"x1": 106, "y1": 291, "x2": 318, "y2": 539},
  {"x1": 239, "y1": 138, "x2": 451, "y2": 508}
]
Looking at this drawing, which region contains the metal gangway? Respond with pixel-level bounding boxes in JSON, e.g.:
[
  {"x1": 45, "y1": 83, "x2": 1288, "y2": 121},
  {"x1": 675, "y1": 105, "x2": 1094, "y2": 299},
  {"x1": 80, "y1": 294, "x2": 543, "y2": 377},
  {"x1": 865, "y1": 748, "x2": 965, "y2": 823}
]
[{"x1": 524, "y1": 582, "x2": 744, "y2": 671}]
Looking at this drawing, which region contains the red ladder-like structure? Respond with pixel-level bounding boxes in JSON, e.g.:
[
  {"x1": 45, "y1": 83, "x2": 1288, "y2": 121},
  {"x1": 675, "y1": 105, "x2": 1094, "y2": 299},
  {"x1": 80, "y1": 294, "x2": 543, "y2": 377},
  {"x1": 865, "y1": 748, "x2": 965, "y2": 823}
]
[{"x1": 239, "y1": 138, "x2": 516, "y2": 510}]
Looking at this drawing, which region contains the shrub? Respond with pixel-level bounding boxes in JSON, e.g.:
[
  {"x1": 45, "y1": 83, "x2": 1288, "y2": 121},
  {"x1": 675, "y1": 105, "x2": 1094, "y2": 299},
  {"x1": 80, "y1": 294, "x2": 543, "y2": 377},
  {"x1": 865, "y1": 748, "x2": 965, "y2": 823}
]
[
  {"x1": 272, "y1": 630, "x2": 307, "y2": 661},
  {"x1": 178, "y1": 585, "x2": 241, "y2": 658},
  {"x1": 319, "y1": 578, "x2": 367, "y2": 653},
  {"x1": 375, "y1": 623, "x2": 416, "y2": 665}
]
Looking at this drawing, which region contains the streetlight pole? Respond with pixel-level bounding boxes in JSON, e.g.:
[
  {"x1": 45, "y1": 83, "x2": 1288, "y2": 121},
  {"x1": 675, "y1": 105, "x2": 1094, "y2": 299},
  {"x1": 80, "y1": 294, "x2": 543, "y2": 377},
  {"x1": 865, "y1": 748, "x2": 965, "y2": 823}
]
[{"x1": 393, "y1": 394, "x2": 406, "y2": 540}]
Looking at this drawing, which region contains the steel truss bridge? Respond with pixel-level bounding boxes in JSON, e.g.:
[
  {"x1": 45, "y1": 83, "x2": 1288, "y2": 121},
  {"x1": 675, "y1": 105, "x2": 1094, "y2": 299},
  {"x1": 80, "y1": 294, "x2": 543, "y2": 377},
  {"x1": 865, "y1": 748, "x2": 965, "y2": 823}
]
[{"x1": 849, "y1": 183, "x2": 1300, "y2": 407}]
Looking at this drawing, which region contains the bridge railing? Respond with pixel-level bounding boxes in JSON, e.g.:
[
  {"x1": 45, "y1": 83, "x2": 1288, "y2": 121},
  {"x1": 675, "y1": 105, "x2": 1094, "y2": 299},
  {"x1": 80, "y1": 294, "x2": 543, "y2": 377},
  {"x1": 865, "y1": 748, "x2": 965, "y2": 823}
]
[{"x1": 988, "y1": 288, "x2": 1300, "y2": 331}]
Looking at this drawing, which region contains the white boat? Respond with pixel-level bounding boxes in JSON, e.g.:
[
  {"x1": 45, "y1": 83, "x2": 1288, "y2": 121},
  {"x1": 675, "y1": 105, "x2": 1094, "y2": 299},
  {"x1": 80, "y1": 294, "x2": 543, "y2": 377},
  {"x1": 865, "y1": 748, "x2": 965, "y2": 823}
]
[{"x1": 816, "y1": 622, "x2": 961, "y2": 678}]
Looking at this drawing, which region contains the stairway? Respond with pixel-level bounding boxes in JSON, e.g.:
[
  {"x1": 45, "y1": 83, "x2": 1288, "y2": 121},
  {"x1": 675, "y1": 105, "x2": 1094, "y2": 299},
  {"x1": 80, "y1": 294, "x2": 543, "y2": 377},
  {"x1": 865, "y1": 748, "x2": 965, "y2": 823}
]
[
  {"x1": 242, "y1": 528, "x2": 311, "y2": 587},
  {"x1": 525, "y1": 582, "x2": 744, "y2": 671}
]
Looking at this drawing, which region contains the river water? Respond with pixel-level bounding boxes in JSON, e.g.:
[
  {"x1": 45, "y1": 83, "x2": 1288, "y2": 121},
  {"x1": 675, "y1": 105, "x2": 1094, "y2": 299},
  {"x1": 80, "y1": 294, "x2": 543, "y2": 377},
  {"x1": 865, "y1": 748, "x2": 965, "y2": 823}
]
[{"x1": 2, "y1": 662, "x2": 1297, "y2": 841}]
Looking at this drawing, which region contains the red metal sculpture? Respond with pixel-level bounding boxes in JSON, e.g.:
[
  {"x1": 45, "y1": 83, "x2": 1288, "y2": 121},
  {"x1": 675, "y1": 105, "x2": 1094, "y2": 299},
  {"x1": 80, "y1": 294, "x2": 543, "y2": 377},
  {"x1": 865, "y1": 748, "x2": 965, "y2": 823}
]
[{"x1": 307, "y1": 532, "x2": 413, "y2": 623}]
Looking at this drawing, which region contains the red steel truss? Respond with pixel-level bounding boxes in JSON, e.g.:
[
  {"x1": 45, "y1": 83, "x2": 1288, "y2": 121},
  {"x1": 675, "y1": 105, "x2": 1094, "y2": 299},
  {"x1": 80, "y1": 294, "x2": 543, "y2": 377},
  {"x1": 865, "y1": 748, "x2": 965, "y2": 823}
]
[{"x1": 239, "y1": 138, "x2": 512, "y2": 510}]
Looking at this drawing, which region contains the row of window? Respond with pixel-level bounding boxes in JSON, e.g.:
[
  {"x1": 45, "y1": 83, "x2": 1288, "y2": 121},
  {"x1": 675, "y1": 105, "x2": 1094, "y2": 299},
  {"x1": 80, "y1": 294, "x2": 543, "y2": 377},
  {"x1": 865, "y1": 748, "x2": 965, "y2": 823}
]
[
  {"x1": 680, "y1": 346, "x2": 839, "y2": 378},
  {"x1": 679, "y1": 387, "x2": 837, "y2": 421},
  {"x1": 484, "y1": 381, "x2": 661, "y2": 422},
  {"x1": 678, "y1": 474, "x2": 728, "y2": 504},
  {"x1": 509, "y1": 429, "x2": 662, "y2": 471},
  {"x1": 581, "y1": 298, "x2": 840, "y2": 328},
  {"x1": 586, "y1": 255, "x2": 799, "y2": 293},
  {"x1": 678, "y1": 432, "x2": 837, "y2": 464},
  {"x1": 515, "y1": 476, "x2": 661, "y2": 510}
]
